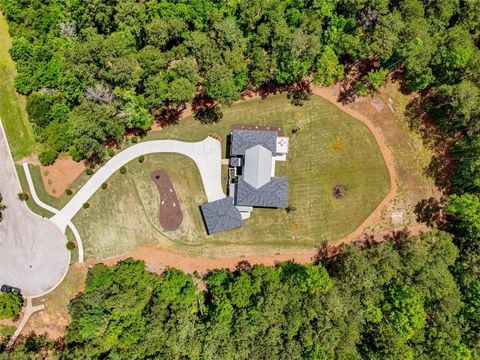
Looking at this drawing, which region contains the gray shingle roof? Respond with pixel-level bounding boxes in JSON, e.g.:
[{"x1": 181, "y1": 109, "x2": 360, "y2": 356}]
[
  {"x1": 235, "y1": 177, "x2": 288, "y2": 208},
  {"x1": 230, "y1": 129, "x2": 277, "y2": 156},
  {"x1": 200, "y1": 197, "x2": 243, "y2": 235},
  {"x1": 243, "y1": 145, "x2": 272, "y2": 189}
]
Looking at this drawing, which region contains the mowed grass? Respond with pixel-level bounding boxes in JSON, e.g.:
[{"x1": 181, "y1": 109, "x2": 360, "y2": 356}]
[
  {"x1": 73, "y1": 94, "x2": 390, "y2": 259},
  {"x1": 0, "y1": 13, "x2": 37, "y2": 160}
]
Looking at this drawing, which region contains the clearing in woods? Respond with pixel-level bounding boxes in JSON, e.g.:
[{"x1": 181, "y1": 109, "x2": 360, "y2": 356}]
[{"x1": 70, "y1": 94, "x2": 390, "y2": 259}]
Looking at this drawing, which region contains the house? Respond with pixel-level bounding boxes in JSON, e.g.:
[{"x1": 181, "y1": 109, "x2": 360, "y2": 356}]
[{"x1": 201, "y1": 127, "x2": 289, "y2": 235}]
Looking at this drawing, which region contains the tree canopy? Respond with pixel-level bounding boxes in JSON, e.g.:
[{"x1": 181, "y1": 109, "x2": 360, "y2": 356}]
[{"x1": 1, "y1": 0, "x2": 478, "y2": 162}]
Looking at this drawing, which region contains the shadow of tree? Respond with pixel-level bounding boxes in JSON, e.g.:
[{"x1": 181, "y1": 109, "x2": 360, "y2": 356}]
[
  {"x1": 153, "y1": 105, "x2": 186, "y2": 128},
  {"x1": 414, "y1": 197, "x2": 446, "y2": 228},
  {"x1": 404, "y1": 97, "x2": 457, "y2": 193}
]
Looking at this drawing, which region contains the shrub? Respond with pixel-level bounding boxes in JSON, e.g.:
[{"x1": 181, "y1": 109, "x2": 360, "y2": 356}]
[
  {"x1": 38, "y1": 150, "x2": 58, "y2": 166},
  {"x1": 108, "y1": 148, "x2": 115, "y2": 157},
  {"x1": 333, "y1": 184, "x2": 347, "y2": 199},
  {"x1": 286, "y1": 204, "x2": 297, "y2": 213},
  {"x1": 131, "y1": 136, "x2": 138, "y2": 144},
  {"x1": 85, "y1": 168, "x2": 94, "y2": 175},
  {"x1": 17, "y1": 192, "x2": 29, "y2": 201},
  {"x1": 0, "y1": 292, "x2": 22, "y2": 320},
  {"x1": 66, "y1": 241, "x2": 76, "y2": 251},
  {"x1": 120, "y1": 166, "x2": 127, "y2": 174},
  {"x1": 101, "y1": 182, "x2": 108, "y2": 190},
  {"x1": 138, "y1": 155, "x2": 145, "y2": 163},
  {"x1": 65, "y1": 189, "x2": 73, "y2": 196},
  {"x1": 83, "y1": 202, "x2": 90, "y2": 209}
]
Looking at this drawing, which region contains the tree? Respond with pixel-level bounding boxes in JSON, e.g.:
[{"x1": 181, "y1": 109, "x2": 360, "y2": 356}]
[
  {"x1": 446, "y1": 193, "x2": 480, "y2": 241},
  {"x1": 355, "y1": 68, "x2": 389, "y2": 96},
  {"x1": 383, "y1": 284, "x2": 426, "y2": 340},
  {"x1": 313, "y1": 46, "x2": 344, "y2": 86},
  {"x1": 452, "y1": 135, "x2": 480, "y2": 194},
  {"x1": 204, "y1": 64, "x2": 240, "y2": 105},
  {"x1": 0, "y1": 292, "x2": 22, "y2": 319},
  {"x1": 166, "y1": 77, "x2": 196, "y2": 106}
]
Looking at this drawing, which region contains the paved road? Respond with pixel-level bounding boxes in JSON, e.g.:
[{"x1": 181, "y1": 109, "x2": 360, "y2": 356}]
[
  {"x1": 0, "y1": 121, "x2": 69, "y2": 298},
  {"x1": 51, "y1": 137, "x2": 225, "y2": 232}
]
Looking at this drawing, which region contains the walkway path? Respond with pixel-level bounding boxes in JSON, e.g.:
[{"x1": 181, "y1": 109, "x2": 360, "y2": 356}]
[
  {"x1": 6, "y1": 298, "x2": 44, "y2": 349},
  {"x1": 51, "y1": 137, "x2": 225, "y2": 232},
  {"x1": 0, "y1": 119, "x2": 70, "y2": 298},
  {"x1": 22, "y1": 163, "x2": 85, "y2": 263}
]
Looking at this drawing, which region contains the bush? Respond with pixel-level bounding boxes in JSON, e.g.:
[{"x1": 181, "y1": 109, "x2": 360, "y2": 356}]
[
  {"x1": 101, "y1": 182, "x2": 108, "y2": 190},
  {"x1": 0, "y1": 292, "x2": 22, "y2": 320},
  {"x1": 38, "y1": 150, "x2": 58, "y2": 166},
  {"x1": 120, "y1": 166, "x2": 127, "y2": 174},
  {"x1": 333, "y1": 184, "x2": 347, "y2": 199},
  {"x1": 83, "y1": 202, "x2": 90, "y2": 209},
  {"x1": 108, "y1": 148, "x2": 115, "y2": 157},
  {"x1": 131, "y1": 136, "x2": 138, "y2": 144},
  {"x1": 17, "y1": 192, "x2": 29, "y2": 201},
  {"x1": 66, "y1": 241, "x2": 76, "y2": 251},
  {"x1": 65, "y1": 189, "x2": 73, "y2": 196},
  {"x1": 138, "y1": 155, "x2": 145, "y2": 163},
  {"x1": 85, "y1": 168, "x2": 94, "y2": 175}
]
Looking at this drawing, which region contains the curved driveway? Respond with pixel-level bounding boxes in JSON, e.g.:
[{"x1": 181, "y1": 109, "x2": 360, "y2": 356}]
[
  {"x1": 0, "y1": 121, "x2": 69, "y2": 298},
  {"x1": 51, "y1": 137, "x2": 225, "y2": 232}
]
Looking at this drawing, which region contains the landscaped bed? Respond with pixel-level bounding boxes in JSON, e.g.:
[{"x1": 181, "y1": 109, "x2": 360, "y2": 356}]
[
  {"x1": 150, "y1": 170, "x2": 183, "y2": 231},
  {"x1": 70, "y1": 94, "x2": 390, "y2": 259}
]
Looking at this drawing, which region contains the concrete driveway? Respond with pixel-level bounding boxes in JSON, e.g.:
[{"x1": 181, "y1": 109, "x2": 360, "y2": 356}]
[
  {"x1": 51, "y1": 137, "x2": 225, "y2": 232},
  {"x1": 0, "y1": 122, "x2": 69, "y2": 298}
]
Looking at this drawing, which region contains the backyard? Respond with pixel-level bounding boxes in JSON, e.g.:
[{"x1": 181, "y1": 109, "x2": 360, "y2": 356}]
[{"x1": 65, "y1": 94, "x2": 390, "y2": 259}]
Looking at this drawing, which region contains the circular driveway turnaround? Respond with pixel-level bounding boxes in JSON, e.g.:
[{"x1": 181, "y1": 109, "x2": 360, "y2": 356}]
[{"x1": 0, "y1": 121, "x2": 69, "y2": 298}]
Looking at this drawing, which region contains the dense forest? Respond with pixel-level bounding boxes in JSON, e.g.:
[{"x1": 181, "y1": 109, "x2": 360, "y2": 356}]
[
  {"x1": 0, "y1": 233, "x2": 470, "y2": 359},
  {"x1": 1, "y1": 0, "x2": 478, "y2": 164},
  {"x1": 1, "y1": 0, "x2": 479, "y2": 358}
]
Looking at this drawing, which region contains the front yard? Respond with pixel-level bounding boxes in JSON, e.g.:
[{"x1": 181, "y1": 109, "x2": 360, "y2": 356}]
[{"x1": 70, "y1": 94, "x2": 390, "y2": 258}]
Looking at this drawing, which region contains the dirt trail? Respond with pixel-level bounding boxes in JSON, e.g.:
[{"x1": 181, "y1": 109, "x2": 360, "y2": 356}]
[
  {"x1": 99, "y1": 86, "x2": 399, "y2": 270},
  {"x1": 310, "y1": 87, "x2": 398, "y2": 247}
]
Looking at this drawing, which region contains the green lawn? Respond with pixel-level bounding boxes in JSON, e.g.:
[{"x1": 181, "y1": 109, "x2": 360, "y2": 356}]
[
  {"x1": 0, "y1": 13, "x2": 37, "y2": 160},
  {"x1": 71, "y1": 94, "x2": 390, "y2": 259}
]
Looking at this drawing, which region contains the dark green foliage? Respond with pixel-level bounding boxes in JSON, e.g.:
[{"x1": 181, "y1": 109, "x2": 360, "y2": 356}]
[
  {"x1": 65, "y1": 189, "x2": 73, "y2": 196},
  {"x1": 355, "y1": 68, "x2": 389, "y2": 96},
  {"x1": 0, "y1": 292, "x2": 22, "y2": 319},
  {"x1": 85, "y1": 168, "x2": 93, "y2": 176},
  {"x1": 17, "y1": 192, "x2": 28, "y2": 201},
  {"x1": 3, "y1": 0, "x2": 478, "y2": 162},
  {"x1": 53, "y1": 232, "x2": 466, "y2": 359},
  {"x1": 131, "y1": 136, "x2": 138, "y2": 144},
  {"x1": 138, "y1": 155, "x2": 145, "y2": 163},
  {"x1": 66, "y1": 241, "x2": 76, "y2": 251},
  {"x1": 101, "y1": 182, "x2": 108, "y2": 190},
  {"x1": 38, "y1": 149, "x2": 58, "y2": 166},
  {"x1": 82, "y1": 202, "x2": 90, "y2": 209},
  {"x1": 119, "y1": 166, "x2": 127, "y2": 174}
]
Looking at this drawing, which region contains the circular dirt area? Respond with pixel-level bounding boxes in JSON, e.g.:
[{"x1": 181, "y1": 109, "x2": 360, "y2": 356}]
[{"x1": 150, "y1": 170, "x2": 183, "y2": 231}]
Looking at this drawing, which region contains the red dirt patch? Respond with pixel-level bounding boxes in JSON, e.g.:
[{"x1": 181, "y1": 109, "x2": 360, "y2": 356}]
[
  {"x1": 151, "y1": 170, "x2": 183, "y2": 231},
  {"x1": 40, "y1": 157, "x2": 85, "y2": 197}
]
